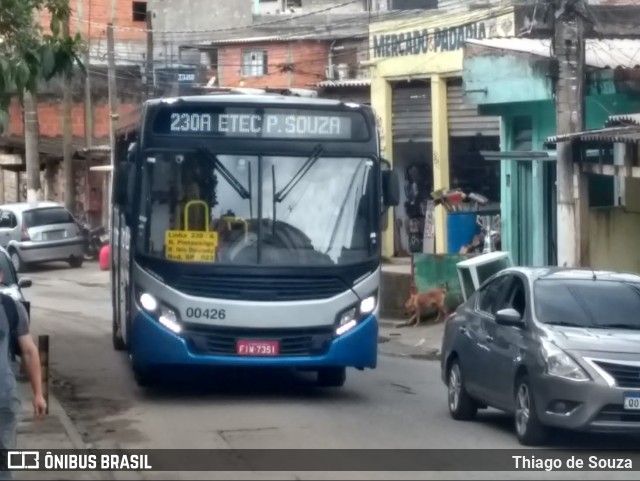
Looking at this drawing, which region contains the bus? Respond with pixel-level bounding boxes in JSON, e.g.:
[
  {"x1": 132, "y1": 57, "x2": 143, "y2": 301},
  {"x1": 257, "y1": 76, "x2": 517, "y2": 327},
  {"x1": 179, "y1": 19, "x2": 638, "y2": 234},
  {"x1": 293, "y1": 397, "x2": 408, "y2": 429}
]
[{"x1": 110, "y1": 93, "x2": 399, "y2": 387}]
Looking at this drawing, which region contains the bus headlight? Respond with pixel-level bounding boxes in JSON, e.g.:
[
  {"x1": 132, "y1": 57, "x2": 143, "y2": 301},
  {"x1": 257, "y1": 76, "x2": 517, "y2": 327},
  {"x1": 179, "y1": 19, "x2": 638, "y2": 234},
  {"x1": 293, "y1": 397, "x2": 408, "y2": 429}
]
[
  {"x1": 140, "y1": 293, "x2": 158, "y2": 312},
  {"x1": 159, "y1": 307, "x2": 182, "y2": 334},
  {"x1": 336, "y1": 308, "x2": 358, "y2": 336},
  {"x1": 359, "y1": 295, "x2": 376, "y2": 315},
  {"x1": 335, "y1": 295, "x2": 377, "y2": 336}
]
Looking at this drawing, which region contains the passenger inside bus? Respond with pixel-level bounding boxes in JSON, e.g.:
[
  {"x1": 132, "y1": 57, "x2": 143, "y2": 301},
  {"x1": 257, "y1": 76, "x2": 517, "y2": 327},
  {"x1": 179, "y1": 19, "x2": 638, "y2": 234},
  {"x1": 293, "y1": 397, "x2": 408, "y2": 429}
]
[{"x1": 174, "y1": 154, "x2": 208, "y2": 231}]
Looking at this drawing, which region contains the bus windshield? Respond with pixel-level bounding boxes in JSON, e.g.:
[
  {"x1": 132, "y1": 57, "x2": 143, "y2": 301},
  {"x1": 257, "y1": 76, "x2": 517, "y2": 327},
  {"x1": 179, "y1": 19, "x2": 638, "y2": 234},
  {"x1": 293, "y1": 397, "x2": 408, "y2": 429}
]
[{"x1": 135, "y1": 150, "x2": 376, "y2": 266}]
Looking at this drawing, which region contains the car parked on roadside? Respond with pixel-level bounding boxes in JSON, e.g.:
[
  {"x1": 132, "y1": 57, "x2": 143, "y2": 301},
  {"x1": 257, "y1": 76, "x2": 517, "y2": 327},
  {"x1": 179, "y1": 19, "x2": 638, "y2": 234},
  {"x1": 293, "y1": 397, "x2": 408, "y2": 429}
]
[
  {"x1": 0, "y1": 245, "x2": 32, "y2": 304},
  {"x1": 0, "y1": 202, "x2": 84, "y2": 272},
  {"x1": 441, "y1": 267, "x2": 640, "y2": 445}
]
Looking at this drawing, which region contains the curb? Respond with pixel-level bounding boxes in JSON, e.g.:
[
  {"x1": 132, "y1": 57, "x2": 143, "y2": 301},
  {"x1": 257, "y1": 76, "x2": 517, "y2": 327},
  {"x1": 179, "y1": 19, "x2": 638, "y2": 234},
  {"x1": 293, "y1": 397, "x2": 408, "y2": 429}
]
[
  {"x1": 19, "y1": 377, "x2": 114, "y2": 480},
  {"x1": 380, "y1": 348, "x2": 441, "y2": 361},
  {"x1": 49, "y1": 395, "x2": 86, "y2": 450},
  {"x1": 47, "y1": 380, "x2": 119, "y2": 480},
  {"x1": 379, "y1": 320, "x2": 406, "y2": 329}
]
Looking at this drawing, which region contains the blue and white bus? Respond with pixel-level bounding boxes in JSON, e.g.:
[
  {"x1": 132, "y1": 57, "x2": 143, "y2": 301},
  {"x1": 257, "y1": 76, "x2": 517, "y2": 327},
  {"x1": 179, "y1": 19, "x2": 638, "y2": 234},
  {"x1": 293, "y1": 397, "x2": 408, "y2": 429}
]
[{"x1": 110, "y1": 93, "x2": 399, "y2": 387}]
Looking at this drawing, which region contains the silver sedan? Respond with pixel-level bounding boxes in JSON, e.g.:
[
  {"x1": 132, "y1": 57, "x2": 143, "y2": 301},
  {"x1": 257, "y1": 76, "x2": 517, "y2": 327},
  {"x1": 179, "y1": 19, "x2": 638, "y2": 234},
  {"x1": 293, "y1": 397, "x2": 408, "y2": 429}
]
[{"x1": 441, "y1": 267, "x2": 640, "y2": 445}]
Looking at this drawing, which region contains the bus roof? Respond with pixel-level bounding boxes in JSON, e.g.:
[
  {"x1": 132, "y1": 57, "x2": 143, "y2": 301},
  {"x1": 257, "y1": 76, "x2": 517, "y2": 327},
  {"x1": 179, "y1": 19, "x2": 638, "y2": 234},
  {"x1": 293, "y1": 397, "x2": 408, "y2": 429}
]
[
  {"x1": 116, "y1": 94, "x2": 370, "y2": 137},
  {"x1": 146, "y1": 94, "x2": 365, "y2": 108}
]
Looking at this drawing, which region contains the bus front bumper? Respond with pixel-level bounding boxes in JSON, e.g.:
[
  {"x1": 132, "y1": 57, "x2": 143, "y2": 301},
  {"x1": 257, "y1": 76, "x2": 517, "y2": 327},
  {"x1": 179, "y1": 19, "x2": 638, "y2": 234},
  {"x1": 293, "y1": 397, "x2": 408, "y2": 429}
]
[{"x1": 130, "y1": 310, "x2": 378, "y2": 369}]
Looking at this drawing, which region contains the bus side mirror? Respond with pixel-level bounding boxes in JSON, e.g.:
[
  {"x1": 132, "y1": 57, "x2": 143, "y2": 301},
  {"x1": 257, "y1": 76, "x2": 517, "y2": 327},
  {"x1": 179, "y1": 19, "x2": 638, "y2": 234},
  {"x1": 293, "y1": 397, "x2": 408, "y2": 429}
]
[{"x1": 381, "y1": 160, "x2": 400, "y2": 208}]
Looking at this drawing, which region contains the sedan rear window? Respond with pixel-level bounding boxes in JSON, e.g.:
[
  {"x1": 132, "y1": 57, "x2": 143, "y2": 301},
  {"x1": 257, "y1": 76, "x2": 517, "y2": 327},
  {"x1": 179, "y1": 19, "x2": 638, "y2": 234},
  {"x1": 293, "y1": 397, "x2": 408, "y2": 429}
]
[
  {"x1": 23, "y1": 207, "x2": 74, "y2": 227},
  {"x1": 534, "y1": 279, "x2": 640, "y2": 329}
]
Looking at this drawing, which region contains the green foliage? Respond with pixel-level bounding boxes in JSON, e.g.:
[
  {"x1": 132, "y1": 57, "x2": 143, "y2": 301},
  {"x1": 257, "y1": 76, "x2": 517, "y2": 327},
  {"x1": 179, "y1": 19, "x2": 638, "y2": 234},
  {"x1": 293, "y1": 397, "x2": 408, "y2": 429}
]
[{"x1": 0, "y1": 0, "x2": 84, "y2": 115}]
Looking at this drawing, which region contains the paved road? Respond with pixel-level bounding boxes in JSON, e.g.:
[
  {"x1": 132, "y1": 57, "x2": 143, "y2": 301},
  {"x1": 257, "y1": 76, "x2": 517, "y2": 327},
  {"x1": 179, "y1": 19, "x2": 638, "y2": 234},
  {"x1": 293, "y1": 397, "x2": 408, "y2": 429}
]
[{"x1": 20, "y1": 265, "x2": 640, "y2": 480}]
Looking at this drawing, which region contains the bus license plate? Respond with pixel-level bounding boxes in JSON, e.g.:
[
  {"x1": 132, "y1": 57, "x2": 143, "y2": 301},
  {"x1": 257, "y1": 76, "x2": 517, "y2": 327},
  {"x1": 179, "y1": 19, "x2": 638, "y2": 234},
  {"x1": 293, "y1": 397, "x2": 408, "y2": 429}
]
[
  {"x1": 624, "y1": 393, "x2": 640, "y2": 410},
  {"x1": 236, "y1": 340, "x2": 280, "y2": 356}
]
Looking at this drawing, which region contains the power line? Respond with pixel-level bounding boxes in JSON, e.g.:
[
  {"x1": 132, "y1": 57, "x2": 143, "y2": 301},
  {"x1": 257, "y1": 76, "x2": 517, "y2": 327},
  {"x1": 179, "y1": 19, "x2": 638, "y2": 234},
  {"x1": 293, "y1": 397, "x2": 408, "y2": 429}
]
[
  {"x1": 87, "y1": 6, "x2": 515, "y2": 67},
  {"x1": 71, "y1": 0, "x2": 367, "y2": 35}
]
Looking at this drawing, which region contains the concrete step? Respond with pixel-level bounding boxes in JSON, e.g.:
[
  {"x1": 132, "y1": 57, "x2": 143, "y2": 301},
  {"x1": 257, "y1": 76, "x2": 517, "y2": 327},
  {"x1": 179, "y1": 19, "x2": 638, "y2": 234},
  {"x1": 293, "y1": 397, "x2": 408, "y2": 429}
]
[{"x1": 380, "y1": 264, "x2": 411, "y2": 319}]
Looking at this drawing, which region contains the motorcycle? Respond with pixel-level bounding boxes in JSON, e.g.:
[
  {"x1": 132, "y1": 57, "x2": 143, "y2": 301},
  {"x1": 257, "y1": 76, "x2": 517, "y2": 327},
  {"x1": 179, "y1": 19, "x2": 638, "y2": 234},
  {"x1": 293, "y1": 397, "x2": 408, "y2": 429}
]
[{"x1": 78, "y1": 222, "x2": 109, "y2": 260}]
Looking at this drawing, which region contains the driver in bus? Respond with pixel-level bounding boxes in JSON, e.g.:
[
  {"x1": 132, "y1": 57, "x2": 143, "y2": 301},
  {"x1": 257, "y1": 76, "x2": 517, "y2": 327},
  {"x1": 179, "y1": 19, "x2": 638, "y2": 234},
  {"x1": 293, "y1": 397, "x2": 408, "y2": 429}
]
[{"x1": 175, "y1": 155, "x2": 207, "y2": 231}]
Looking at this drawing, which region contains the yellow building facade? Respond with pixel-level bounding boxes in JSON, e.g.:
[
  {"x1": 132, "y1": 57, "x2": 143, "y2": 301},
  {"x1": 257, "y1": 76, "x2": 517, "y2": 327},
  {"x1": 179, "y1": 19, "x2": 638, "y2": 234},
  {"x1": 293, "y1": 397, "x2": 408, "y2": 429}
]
[{"x1": 369, "y1": 7, "x2": 516, "y2": 258}]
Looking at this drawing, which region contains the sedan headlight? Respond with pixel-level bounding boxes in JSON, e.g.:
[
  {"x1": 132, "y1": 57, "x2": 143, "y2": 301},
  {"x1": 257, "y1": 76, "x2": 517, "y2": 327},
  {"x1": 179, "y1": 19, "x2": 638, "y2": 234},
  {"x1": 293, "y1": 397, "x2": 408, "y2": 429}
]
[
  {"x1": 540, "y1": 338, "x2": 590, "y2": 381},
  {"x1": 335, "y1": 295, "x2": 377, "y2": 336}
]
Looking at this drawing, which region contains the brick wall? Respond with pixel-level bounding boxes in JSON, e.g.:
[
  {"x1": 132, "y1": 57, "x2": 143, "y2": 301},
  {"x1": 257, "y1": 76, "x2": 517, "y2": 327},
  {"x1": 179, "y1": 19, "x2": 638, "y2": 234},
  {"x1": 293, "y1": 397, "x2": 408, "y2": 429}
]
[
  {"x1": 9, "y1": 100, "x2": 138, "y2": 139},
  {"x1": 218, "y1": 40, "x2": 329, "y2": 89},
  {"x1": 39, "y1": 0, "x2": 147, "y2": 42}
]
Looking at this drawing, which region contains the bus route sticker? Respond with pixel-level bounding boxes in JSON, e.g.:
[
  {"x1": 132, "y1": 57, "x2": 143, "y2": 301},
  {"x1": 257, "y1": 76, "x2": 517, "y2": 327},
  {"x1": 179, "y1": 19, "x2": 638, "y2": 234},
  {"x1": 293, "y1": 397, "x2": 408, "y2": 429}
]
[{"x1": 165, "y1": 230, "x2": 218, "y2": 262}]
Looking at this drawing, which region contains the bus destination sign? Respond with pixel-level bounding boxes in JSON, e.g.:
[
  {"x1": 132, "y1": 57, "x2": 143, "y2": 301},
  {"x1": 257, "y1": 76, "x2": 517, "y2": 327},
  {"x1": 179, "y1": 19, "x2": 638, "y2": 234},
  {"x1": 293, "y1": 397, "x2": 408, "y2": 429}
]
[{"x1": 153, "y1": 107, "x2": 368, "y2": 141}]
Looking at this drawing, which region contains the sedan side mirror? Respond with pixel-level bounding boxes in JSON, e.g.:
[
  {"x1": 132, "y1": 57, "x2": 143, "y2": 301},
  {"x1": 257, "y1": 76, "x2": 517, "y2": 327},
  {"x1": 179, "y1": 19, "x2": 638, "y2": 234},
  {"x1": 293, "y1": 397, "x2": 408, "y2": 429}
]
[
  {"x1": 18, "y1": 277, "x2": 32, "y2": 289},
  {"x1": 495, "y1": 308, "x2": 524, "y2": 327}
]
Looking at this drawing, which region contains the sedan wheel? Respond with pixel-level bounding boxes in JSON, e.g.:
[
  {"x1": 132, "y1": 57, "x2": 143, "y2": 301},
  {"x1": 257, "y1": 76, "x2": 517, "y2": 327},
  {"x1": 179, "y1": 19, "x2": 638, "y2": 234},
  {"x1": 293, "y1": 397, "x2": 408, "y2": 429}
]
[
  {"x1": 447, "y1": 360, "x2": 478, "y2": 421},
  {"x1": 514, "y1": 375, "x2": 547, "y2": 446}
]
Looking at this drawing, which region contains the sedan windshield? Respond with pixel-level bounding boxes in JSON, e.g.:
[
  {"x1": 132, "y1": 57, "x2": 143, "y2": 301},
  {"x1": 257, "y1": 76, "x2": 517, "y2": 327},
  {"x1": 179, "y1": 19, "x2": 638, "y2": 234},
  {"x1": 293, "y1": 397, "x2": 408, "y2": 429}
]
[
  {"x1": 534, "y1": 279, "x2": 640, "y2": 330},
  {"x1": 135, "y1": 151, "x2": 376, "y2": 266}
]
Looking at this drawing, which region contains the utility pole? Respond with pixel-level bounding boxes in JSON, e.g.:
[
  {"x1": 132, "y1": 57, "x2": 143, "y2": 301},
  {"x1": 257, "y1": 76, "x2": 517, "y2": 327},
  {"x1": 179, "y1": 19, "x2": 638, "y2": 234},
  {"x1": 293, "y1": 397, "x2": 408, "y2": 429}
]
[
  {"x1": 146, "y1": 15, "x2": 154, "y2": 99},
  {"x1": 107, "y1": 23, "x2": 118, "y2": 230},
  {"x1": 62, "y1": 17, "x2": 74, "y2": 211},
  {"x1": 83, "y1": 0, "x2": 93, "y2": 223},
  {"x1": 552, "y1": 0, "x2": 587, "y2": 267},
  {"x1": 24, "y1": 91, "x2": 41, "y2": 205}
]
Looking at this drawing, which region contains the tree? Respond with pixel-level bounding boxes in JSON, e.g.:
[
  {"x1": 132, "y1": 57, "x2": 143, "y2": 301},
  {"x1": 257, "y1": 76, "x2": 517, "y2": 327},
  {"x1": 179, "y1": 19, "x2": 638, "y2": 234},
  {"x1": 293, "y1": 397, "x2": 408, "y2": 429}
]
[{"x1": 0, "y1": 0, "x2": 83, "y2": 202}]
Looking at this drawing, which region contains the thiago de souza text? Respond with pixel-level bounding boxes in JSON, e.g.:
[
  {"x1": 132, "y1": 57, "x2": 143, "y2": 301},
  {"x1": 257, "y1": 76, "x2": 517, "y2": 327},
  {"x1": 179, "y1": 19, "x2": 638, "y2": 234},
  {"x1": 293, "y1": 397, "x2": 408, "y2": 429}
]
[
  {"x1": 513, "y1": 455, "x2": 633, "y2": 471},
  {"x1": 9, "y1": 452, "x2": 152, "y2": 471}
]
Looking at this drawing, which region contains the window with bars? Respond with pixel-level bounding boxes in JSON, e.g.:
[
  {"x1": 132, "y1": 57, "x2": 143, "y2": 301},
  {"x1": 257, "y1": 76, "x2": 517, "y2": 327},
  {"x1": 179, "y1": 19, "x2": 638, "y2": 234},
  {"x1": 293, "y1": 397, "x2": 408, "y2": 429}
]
[
  {"x1": 132, "y1": 1, "x2": 147, "y2": 22},
  {"x1": 242, "y1": 50, "x2": 268, "y2": 77}
]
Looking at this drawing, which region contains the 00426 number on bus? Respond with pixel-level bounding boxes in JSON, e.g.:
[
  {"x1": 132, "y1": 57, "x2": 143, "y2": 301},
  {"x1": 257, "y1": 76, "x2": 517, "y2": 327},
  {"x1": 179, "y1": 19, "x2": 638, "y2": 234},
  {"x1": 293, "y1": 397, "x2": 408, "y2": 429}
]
[{"x1": 185, "y1": 307, "x2": 226, "y2": 320}]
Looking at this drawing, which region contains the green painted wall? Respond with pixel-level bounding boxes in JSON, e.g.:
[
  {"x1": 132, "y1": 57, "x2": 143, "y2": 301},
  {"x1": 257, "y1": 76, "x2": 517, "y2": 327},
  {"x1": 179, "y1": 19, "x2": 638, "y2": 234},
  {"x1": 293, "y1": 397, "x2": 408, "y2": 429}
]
[
  {"x1": 476, "y1": 95, "x2": 640, "y2": 266},
  {"x1": 413, "y1": 254, "x2": 469, "y2": 311},
  {"x1": 464, "y1": 55, "x2": 553, "y2": 105},
  {"x1": 465, "y1": 48, "x2": 640, "y2": 266}
]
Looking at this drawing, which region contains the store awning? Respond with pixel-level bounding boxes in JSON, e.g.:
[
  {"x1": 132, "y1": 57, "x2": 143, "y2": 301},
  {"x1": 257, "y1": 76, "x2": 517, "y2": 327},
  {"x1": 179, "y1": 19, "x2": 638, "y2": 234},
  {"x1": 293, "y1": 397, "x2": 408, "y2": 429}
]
[
  {"x1": 466, "y1": 38, "x2": 640, "y2": 69},
  {"x1": 314, "y1": 79, "x2": 371, "y2": 88},
  {"x1": 605, "y1": 113, "x2": 640, "y2": 127},
  {"x1": 479, "y1": 150, "x2": 556, "y2": 161}
]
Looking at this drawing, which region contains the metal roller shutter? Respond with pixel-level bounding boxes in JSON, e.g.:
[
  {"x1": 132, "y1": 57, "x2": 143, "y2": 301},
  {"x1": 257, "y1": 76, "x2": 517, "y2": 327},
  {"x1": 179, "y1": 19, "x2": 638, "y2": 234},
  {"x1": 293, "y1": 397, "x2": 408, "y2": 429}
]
[
  {"x1": 392, "y1": 81, "x2": 432, "y2": 143},
  {"x1": 447, "y1": 79, "x2": 500, "y2": 137}
]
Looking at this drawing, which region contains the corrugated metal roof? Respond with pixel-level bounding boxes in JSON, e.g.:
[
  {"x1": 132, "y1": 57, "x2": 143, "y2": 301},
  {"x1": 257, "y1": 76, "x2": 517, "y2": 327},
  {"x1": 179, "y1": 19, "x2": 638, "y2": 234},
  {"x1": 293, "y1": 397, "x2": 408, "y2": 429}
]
[
  {"x1": 546, "y1": 125, "x2": 640, "y2": 144},
  {"x1": 466, "y1": 38, "x2": 640, "y2": 69},
  {"x1": 79, "y1": 145, "x2": 111, "y2": 155},
  {"x1": 0, "y1": 136, "x2": 108, "y2": 158},
  {"x1": 315, "y1": 79, "x2": 371, "y2": 88},
  {"x1": 198, "y1": 31, "x2": 365, "y2": 47},
  {"x1": 605, "y1": 113, "x2": 640, "y2": 127},
  {"x1": 205, "y1": 35, "x2": 289, "y2": 46}
]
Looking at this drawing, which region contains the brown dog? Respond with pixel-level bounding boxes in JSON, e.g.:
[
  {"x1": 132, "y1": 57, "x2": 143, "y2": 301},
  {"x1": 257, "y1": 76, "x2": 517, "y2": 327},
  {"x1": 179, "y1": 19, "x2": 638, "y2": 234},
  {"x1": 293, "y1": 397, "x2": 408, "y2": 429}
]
[{"x1": 403, "y1": 283, "x2": 449, "y2": 327}]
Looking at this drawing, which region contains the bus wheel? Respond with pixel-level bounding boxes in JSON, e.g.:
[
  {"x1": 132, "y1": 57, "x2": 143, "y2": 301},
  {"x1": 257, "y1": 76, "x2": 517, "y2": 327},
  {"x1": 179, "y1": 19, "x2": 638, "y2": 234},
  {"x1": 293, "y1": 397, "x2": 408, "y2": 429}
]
[
  {"x1": 133, "y1": 364, "x2": 157, "y2": 387},
  {"x1": 317, "y1": 367, "x2": 346, "y2": 387},
  {"x1": 112, "y1": 317, "x2": 126, "y2": 351}
]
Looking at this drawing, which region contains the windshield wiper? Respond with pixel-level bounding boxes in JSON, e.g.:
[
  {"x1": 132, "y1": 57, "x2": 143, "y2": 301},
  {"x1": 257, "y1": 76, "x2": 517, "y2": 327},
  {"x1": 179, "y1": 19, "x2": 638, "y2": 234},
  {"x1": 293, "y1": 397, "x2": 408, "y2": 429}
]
[
  {"x1": 196, "y1": 147, "x2": 251, "y2": 199},
  {"x1": 273, "y1": 144, "x2": 324, "y2": 203}
]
